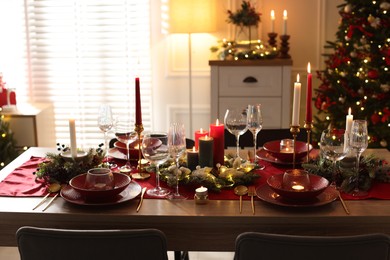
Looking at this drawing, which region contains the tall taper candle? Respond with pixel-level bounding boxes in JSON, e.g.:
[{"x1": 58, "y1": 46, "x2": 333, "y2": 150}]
[
  {"x1": 69, "y1": 118, "x2": 77, "y2": 158},
  {"x1": 306, "y1": 62, "x2": 312, "y2": 123},
  {"x1": 199, "y1": 135, "x2": 214, "y2": 167},
  {"x1": 135, "y1": 77, "x2": 142, "y2": 125},
  {"x1": 270, "y1": 10, "x2": 275, "y2": 33},
  {"x1": 282, "y1": 10, "x2": 288, "y2": 35},
  {"x1": 292, "y1": 74, "x2": 301, "y2": 126},
  {"x1": 346, "y1": 107, "x2": 353, "y2": 133}
]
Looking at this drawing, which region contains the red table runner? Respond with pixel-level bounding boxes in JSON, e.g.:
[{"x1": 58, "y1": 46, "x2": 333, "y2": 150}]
[{"x1": 1, "y1": 156, "x2": 390, "y2": 200}]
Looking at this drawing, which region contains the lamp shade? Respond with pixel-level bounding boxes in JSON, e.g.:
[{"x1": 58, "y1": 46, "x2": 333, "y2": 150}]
[{"x1": 169, "y1": 0, "x2": 216, "y2": 33}]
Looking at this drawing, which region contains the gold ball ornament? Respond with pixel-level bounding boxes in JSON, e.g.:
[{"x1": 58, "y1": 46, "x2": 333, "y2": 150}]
[
  {"x1": 344, "y1": 4, "x2": 352, "y2": 13},
  {"x1": 380, "y1": 2, "x2": 390, "y2": 10},
  {"x1": 380, "y1": 139, "x2": 388, "y2": 148}
]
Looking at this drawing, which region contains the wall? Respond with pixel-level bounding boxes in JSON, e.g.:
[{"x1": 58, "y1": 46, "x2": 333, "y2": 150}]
[{"x1": 150, "y1": 0, "x2": 343, "y2": 138}]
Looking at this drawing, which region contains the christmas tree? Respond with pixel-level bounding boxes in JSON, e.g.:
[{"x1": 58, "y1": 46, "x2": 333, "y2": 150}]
[
  {"x1": 313, "y1": 0, "x2": 390, "y2": 150},
  {"x1": 0, "y1": 114, "x2": 19, "y2": 170}
]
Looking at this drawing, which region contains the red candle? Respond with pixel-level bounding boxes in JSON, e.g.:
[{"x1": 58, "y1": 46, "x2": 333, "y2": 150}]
[
  {"x1": 306, "y1": 62, "x2": 312, "y2": 123},
  {"x1": 135, "y1": 77, "x2": 142, "y2": 125},
  {"x1": 194, "y1": 128, "x2": 209, "y2": 150},
  {"x1": 209, "y1": 119, "x2": 225, "y2": 166}
]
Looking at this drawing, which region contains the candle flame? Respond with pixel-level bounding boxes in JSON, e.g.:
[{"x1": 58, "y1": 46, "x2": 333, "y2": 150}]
[
  {"x1": 192, "y1": 146, "x2": 196, "y2": 152},
  {"x1": 283, "y1": 10, "x2": 287, "y2": 19},
  {"x1": 200, "y1": 128, "x2": 203, "y2": 133},
  {"x1": 307, "y1": 62, "x2": 311, "y2": 73},
  {"x1": 296, "y1": 73, "x2": 300, "y2": 83},
  {"x1": 348, "y1": 107, "x2": 352, "y2": 115},
  {"x1": 216, "y1": 119, "x2": 219, "y2": 125},
  {"x1": 271, "y1": 10, "x2": 275, "y2": 19}
]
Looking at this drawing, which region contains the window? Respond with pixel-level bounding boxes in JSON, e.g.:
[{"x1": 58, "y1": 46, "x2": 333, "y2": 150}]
[{"x1": 1, "y1": 0, "x2": 152, "y2": 149}]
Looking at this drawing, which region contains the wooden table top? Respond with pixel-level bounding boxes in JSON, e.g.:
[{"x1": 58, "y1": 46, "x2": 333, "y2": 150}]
[{"x1": 1, "y1": 147, "x2": 390, "y2": 251}]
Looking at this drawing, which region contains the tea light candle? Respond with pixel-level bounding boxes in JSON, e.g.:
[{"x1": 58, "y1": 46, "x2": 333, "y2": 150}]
[
  {"x1": 187, "y1": 146, "x2": 199, "y2": 171},
  {"x1": 280, "y1": 139, "x2": 294, "y2": 153},
  {"x1": 194, "y1": 128, "x2": 208, "y2": 150},
  {"x1": 69, "y1": 118, "x2": 77, "y2": 158},
  {"x1": 209, "y1": 119, "x2": 224, "y2": 166},
  {"x1": 195, "y1": 186, "x2": 208, "y2": 204},
  {"x1": 198, "y1": 135, "x2": 214, "y2": 167},
  {"x1": 292, "y1": 184, "x2": 305, "y2": 191}
]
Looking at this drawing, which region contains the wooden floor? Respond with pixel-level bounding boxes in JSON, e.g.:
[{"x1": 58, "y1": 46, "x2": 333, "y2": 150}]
[{"x1": 0, "y1": 247, "x2": 234, "y2": 260}]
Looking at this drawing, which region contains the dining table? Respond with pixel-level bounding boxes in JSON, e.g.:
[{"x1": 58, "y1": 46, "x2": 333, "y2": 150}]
[{"x1": 1, "y1": 147, "x2": 390, "y2": 252}]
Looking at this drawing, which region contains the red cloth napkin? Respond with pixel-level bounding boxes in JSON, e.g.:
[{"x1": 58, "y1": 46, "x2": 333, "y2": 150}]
[{"x1": 1, "y1": 156, "x2": 390, "y2": 200}]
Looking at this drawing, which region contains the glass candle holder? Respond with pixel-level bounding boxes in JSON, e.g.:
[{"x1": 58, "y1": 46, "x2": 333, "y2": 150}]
[
  {"x1": 282, "y1": 169, "x2": 311, "y2": 191},
  {"x1": 85, "y1": 168, "x2": 115, "y2": 191},
  {"x1": 280, "y1": 139, "x2": 294, "y2": 153}
]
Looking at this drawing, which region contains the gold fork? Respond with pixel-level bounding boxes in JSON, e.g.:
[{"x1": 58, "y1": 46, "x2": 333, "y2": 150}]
[{"x1": 248, "y1": 186, "x2": 255, "y2": 215}]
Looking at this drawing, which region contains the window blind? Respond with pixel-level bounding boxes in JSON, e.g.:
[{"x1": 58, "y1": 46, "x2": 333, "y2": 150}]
[{"x1": 22, "y1": 0, "x2": 152, "y2": 149}]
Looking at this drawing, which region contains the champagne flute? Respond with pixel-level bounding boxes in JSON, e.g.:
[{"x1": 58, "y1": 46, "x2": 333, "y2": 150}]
[
  {"x1": 224, "y1": 108, "x2": 248, "y2": 159},
  {"x1": 350, "y1": 120, "x2": 368, "y2": 196},
  {"x1": 167, "y1": 123, "x2": 187, "y2": 200},
  {"x1": 320, "y1": 128, "x2": 349, "y2": 186},
  {"x1": 115, "y1": 117, "x2": 137, "y2": 173},
  {"x1": 97, "y1": 104, "x2": 116, "y2": 168},
  {"x1": 141, "y1": 132, "x2": 170, "y2": 197},
  {"x1": 246, "y1": 104, "x2": 265, "y2": 170}
]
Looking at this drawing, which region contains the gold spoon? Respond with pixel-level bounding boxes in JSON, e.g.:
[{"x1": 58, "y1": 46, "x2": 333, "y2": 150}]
[
  {"x1": 234, "y1": 185, "x2": 248, "y2": 213},
  {"x1": 32, "y1": 183, "x2": 62, "y2": 211}
]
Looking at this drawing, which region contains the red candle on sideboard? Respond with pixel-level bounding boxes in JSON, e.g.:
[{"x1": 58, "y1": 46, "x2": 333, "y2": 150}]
[
  {"x1": 305, "y1": 62, "x2": 312, "y2": 123},
  {"x1": 194, "y1": 128, "x2": 209, "y2": 150},
  {"x1": 135, "y1": 77, "x2": 142, "y2": 125},
  {"x1": 210, "y1": 119, "x2": 225, "y2": 166}
]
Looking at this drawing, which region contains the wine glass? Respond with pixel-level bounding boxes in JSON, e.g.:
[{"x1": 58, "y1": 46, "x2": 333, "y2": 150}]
[
  {"x1": 246, "y1": 104, "x2": 265, "y2": 170},
  {"x1": 167, "y1": 123, "x2": 187, "y2": 200},
  {"x1": 350, "y1": 120, "x2": 368, "y2": 196},
  {"x1": 320, "y1": 128, "x2": 350, "y2": 186},
  {"x1": 141, "y1": 132, "x2": 170, "y2": 197},
  {"x1": 97, "y1": 104, "x2": 116, "y2": 168},
  {"x1": 224, "y1": 108, "x2": 248, "y2": 159},
  {"x1": 115, "y1": 117, "x2": 138, "y2": 173}
]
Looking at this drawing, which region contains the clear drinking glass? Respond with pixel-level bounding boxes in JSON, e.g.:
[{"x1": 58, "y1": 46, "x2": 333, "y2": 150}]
[
  {"x1": 350, "y1": 120, "x2": 368, "y2": 196},
  {"x1": 167, "y1": 123, "x2": 187, "y2": 200},
  {"x1": 97, "y1": 104, "x2": 116, "y2": 168},
  {"x1": 141, "y1": 132, "x2": 170, "y2": 197},
  {"x1": 320, "y1": 128, "x2": 349, "y2": 186},
  {"x1": 224, "y1": 108, "x2": 248, "y2": 159},
  {"x1": 115, "y1": 117, "x2": 138, "y2": 173},
  {"x1": 246, "y1": 104, "x2": 265, "y2": 170}
]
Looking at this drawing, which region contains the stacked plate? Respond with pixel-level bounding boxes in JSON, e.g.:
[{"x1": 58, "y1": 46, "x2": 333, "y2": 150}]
[{"x1": 257, "y1": 140, "x2": 313, "y2": 165}]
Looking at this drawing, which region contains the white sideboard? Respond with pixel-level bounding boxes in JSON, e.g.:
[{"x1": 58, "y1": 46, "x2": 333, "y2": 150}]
[
  {"x1": 209, "y1": 59, "x2": 293, "y2": 128},
  {"x1": 1, "y1": 103, "x2": 55, "y2": 148}
]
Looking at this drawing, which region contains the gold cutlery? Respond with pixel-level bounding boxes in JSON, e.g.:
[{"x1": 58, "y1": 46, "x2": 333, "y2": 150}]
[
  {"x1": 234, "y1": 185, "x2": 248, "y2": 213},
  {"x1": 248, "y1": 186, "x2": 255, "y2": 215},
  {"x1": 41, "y1": 193, "x2": 59, "y2": 212},
  {"x1": 32, "y1": 183, "x2": 61, "y2": 211},
  {"x1": 137, "y1": 187, "x2": 147, "y2": 212},
  {"x1": 338, "y1": 192, "x2": 350, "y2": 215}
]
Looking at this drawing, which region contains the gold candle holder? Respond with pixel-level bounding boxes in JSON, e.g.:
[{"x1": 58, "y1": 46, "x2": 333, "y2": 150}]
[
  {"x1": 133, "y1": 123, "x2": 150, "y2": 179},
  {"x1": 304, "y1": 121, "x2": 313, "y2": 163},
  {"x1": 290, "y1": 125, "x2": 300, "y2": 169}
]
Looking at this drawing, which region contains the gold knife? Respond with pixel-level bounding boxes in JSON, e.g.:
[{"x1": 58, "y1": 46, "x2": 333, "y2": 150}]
[
  {"x1": 338, "y1": 192, "x2": 350, "y2": 215},
  {"x1": 137, "y1": 187, "x2": 147, "y2": 212}
]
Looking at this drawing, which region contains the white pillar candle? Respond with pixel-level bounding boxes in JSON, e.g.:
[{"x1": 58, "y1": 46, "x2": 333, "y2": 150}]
[
  {"x1": 69, "y1": 118, "x2": 77, "y2": 158},
  {"x1": 282, "y1": 10, "x2": 288, "y2": 35},
  {"x1": 291, "y1": 74, "x2": 301, "y2": 126}
]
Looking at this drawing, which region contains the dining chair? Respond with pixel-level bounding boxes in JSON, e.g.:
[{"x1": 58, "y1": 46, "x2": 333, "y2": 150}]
[
  {"x1": 234, "y1": 232, "x2": 390, "y2": 260},
  {"x1": 16, "y1": 226, "x2": 168, "y2": 260}
]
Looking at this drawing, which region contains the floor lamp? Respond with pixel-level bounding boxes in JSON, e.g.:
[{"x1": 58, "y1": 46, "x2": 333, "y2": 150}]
[{"x1": 169, "y1": 0, "x2": 216, "y2": 134}]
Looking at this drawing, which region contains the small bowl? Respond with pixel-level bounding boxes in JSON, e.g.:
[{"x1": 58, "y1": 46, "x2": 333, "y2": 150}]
[
  {"x1": 263, "y1": 140, "x2": 312, "y2": 162},
  {"x1": 114, "y1": 141, "x2": 142, "y2": 159},
  {"x1": 69, "y1": 172, "x2": 131, "y2": 201},
  {"x1": 267, "y1": 172, "x2": 329, "y2": 200}
]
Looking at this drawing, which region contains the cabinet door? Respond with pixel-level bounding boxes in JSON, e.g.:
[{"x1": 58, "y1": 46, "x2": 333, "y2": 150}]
[
  {"x1": 218, "y1": 66, "x2": 282, "y2": 97},
  {"x1": 219, "y1": 97, "x2": 282, "y2": 129},
  {"x1": 6, "y1": 116, "x2": 37, "y2": 147}
]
